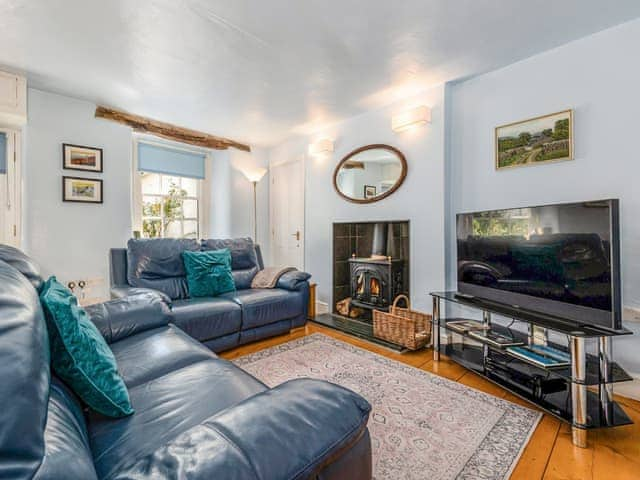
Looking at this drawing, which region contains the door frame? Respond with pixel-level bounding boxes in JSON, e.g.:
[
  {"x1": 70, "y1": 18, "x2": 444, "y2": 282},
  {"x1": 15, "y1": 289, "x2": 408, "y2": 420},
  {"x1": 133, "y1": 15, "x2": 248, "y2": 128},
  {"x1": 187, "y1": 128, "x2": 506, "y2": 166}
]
[
  {"x1": 0, "y1": 127, "x2": 21, "y2": 247},
  {"x1": 269, "y1": 153, "x2": 306, "y2": 270}
]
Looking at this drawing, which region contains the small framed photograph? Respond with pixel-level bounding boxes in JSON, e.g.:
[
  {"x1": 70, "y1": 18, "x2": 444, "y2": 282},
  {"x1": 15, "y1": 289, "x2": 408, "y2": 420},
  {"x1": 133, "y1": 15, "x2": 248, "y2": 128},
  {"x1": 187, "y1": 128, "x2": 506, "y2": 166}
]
[
  {"x1": 495, "y1": 109, "x2": 573, "y2": 170},
  {"x1": 63, "y1": 143, "x2": 103, "y2": 172},
  {"x1": 63, "y1": 176, "x2": 103, "y2": 204},
  {"x1": 363, "y1": 185, "x2": 377, "y2": 199}
]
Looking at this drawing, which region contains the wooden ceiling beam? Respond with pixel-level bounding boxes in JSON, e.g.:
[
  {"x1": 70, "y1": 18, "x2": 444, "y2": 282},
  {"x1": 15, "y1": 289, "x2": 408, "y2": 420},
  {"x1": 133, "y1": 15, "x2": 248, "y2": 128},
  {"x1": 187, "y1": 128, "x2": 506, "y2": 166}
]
[{"x1": 95, "y1": 106, "x2": 251, "y2": 152}]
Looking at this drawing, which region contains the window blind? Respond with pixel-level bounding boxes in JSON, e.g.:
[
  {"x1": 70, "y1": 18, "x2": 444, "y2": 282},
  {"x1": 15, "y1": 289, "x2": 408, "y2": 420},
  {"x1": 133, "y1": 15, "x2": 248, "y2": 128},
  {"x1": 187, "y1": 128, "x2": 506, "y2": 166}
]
[
  {"x1": 137, "y1": 141, "x2": 205, "y2": 179},
  {"x1": 0, "y1": 133, "x2": 6, "y2": 174}
]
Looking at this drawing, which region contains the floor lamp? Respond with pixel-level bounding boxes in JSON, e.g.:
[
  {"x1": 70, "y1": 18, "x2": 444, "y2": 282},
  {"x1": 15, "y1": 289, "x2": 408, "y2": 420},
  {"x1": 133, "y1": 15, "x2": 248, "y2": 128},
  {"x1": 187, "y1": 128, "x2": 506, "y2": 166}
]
[{"x1": 242, "y1": 168, "x2": 267, "y2": 242}]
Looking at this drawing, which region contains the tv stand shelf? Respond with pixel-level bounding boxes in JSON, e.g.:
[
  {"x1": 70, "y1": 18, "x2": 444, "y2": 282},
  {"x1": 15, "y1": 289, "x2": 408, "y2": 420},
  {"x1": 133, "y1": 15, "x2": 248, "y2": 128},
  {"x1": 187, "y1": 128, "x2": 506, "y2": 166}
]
[{"x1": 430, "y1": 291, "x2": 634, "y2": 448}]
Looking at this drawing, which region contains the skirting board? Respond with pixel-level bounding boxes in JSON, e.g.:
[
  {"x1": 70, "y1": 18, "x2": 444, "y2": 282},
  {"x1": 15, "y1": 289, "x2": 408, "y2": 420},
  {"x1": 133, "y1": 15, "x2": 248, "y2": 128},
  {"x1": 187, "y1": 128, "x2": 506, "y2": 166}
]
[
  {"x1": 615, "y1": 377, "x2": 640, "y2": 401},
  {"x1": 316, "y1": 301, "x2": 329, "y2": 316}
]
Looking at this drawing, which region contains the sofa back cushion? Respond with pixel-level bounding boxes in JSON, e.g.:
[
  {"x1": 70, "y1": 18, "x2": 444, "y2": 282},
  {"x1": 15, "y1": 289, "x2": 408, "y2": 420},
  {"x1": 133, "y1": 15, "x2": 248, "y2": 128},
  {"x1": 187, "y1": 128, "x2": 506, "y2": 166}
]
[
  {"x1": 0, "y1": 260, "x2": 49, "y2": 479},
  {"x1": 127, "y1": 238, "x2": 200, "y2": 299},
  {"x1": 0, "y1": 243, "x2": 44, "y2": 291},
  {"x1": 201, "y1": 238, "x2": 259, "y2": 289},
  {"x1": 34, "y1": 377, "x2": 98, "y2": 480}
]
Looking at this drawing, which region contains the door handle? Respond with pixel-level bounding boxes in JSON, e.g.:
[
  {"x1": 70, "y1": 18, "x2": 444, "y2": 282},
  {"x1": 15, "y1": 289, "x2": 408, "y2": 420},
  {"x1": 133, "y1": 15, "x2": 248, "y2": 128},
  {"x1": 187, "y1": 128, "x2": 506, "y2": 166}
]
[{"x1": 291, "y1": 231, "x2": 300, "y2": 241}]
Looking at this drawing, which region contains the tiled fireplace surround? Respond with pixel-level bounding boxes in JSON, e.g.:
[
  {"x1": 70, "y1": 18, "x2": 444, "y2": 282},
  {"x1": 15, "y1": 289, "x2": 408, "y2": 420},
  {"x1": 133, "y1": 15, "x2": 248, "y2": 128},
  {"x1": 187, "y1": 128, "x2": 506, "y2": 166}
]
[{"x1": 333, "y1": 221, "x2": 410, "y2": 320}]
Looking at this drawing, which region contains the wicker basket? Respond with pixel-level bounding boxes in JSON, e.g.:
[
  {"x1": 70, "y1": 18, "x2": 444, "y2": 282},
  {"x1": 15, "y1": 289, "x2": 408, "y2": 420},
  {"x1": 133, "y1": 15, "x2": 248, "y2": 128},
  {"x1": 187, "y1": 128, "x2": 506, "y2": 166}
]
[{"x1": 373, "y1": 295, "x2": 432, "y2": 350}]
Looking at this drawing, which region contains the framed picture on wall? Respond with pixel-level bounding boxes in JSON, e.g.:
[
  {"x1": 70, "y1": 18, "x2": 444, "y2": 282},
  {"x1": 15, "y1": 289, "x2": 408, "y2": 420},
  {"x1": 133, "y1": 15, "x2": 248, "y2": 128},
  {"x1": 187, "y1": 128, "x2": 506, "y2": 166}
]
[
  {"x1": 495, "y1": 109, "x2": 573, "y2": 170},
  {"x1": 63, "y1": 143, "x2": 103, "y2": 172},
  {"x1": 62, "y1": 176, "x2": 103, "y2": 204},
  {"x1": 363, "y1": 185, "x2": 377, "y2": 199}
]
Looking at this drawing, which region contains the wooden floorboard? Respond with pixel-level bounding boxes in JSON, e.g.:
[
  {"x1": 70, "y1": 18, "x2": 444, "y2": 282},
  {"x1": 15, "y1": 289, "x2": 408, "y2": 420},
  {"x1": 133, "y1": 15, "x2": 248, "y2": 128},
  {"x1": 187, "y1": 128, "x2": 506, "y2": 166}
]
[{"x1": 220, "y1": 323, "x2": 640, "y2": 479}]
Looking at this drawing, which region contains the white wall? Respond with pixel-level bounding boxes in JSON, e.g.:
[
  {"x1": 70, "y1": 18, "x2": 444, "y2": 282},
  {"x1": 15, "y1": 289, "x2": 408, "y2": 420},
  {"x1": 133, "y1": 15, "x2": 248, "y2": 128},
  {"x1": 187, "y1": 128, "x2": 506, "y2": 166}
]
[
  {"x1": 24, "y1": 89, "x2": 133, "y2": 299},
  {"x1": 207, "y1": 148, "x2": 270, "y2": 261},
  {"x1": 269, "y1": 85, "x2": 446, "y2": 313},
  {"x1": 447, "y1": 18, "x2": 640, "y2": 392},
  {"x1": 24, "y1": 88, "x2": 269, "y2": 299}
]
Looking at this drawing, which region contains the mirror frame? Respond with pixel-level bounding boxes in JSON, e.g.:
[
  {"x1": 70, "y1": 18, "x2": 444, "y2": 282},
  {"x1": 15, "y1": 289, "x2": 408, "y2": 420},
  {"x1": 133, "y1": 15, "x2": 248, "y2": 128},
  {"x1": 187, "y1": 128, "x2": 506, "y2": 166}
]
[{"x1": 332, "y1": 144, "x2": 407, "y2": 204}]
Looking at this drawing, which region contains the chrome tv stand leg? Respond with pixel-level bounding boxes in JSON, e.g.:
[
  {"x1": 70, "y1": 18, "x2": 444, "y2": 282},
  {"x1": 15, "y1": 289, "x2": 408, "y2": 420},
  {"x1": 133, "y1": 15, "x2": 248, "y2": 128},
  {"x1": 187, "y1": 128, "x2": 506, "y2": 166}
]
[
  {"x1": 599, "y1": 336, "x2": 614, "y2": 426},
  {"x1": 432, "y1": 296, "x2": 440, "y2": 361},
  {"x1": 571, "y1": 336, "x2": 588, "y2": 448}
]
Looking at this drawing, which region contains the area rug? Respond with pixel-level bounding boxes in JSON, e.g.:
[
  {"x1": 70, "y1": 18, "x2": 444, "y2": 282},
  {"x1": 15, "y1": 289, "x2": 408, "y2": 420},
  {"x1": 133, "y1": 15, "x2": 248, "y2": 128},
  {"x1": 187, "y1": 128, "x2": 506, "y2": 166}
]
[{"x1": 233, "y1": 333, "x2": 541, "y2": 480}]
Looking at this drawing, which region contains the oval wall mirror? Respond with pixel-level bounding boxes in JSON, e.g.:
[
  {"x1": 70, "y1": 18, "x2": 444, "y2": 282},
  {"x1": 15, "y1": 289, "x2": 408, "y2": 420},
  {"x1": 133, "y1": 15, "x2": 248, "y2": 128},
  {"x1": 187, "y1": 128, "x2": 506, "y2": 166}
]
[{"x1": 333, "y1": 144, "x2": 407, "y2": 203}]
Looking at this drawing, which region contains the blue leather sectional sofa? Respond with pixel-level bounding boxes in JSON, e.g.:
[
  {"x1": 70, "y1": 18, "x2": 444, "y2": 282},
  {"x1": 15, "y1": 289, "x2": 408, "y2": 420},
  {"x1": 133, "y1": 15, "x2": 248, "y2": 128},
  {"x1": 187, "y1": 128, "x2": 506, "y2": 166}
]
[
  {"x1": 0, "y1": 245, "x2": 373, "y2": 479},
  {"x1": 110, "y1": 237, "x2": 311, "y2": 351}
]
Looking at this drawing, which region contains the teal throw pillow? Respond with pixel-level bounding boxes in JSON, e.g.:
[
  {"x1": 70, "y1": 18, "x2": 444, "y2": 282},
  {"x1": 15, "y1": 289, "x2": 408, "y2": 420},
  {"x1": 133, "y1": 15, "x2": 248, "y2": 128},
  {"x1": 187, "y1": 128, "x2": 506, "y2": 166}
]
[
  {"x1": 39, "y1": 276, "x2": 134, "y2": 418},
  {"x1": 182, "y1": 249, "x2": 236, "y2": 297}
]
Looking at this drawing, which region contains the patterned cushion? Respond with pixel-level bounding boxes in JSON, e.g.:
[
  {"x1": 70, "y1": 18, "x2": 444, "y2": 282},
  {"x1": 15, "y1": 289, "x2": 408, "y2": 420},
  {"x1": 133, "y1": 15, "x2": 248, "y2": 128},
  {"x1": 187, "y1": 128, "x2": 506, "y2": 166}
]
[
  {"x1": 182, "y1": 249, "x2": 236, "y2": 297},
  {"x1": 39, "y1": 277, "x2": 133, "y2": 418}
]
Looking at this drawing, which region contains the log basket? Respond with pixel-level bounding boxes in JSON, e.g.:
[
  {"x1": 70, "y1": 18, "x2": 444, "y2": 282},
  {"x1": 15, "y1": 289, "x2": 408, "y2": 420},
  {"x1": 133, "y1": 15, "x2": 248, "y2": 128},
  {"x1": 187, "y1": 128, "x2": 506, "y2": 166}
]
[{"x1": 372, "y1": 295, "x2": 432, "y2": 350}]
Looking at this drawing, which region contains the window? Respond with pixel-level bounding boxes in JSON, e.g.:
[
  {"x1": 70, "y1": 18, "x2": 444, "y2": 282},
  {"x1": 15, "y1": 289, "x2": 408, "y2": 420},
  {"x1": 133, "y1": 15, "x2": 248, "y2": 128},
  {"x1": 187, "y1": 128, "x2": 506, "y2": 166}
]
[
  {"x1": 140, "y1": 173, "x2": 200, "y2": 238},
  {"x1": 472, "y1": 208, "x2": 532, "y2": 237},
  {"x1": 133, "y1": 138, "x2": 209, "y2": 239}
]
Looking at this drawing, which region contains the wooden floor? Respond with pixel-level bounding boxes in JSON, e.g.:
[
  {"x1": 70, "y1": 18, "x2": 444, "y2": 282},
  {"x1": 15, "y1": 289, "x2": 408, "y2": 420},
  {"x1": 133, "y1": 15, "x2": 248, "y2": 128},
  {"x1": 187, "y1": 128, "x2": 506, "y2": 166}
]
[{"x1": 220, "y1": 323, "x2": 640, "y2": 480}]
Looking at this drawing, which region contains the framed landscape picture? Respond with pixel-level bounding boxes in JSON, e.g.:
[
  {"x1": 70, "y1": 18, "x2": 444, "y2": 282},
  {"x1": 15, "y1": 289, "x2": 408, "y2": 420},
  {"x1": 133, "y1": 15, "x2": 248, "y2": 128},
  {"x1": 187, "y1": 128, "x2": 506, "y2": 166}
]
[
  {"x1": 63, "y1": 143, "x2": 103, "y2": 172},
  {"x1": 495, "y1": 109, "x2": 573, "y2": 170},
  {"x1": 62, "y1": 176, "x2": 103, "y2": 203},
  {"x1": 363, "y1": 185, "x2": 377, "y2": 199}
]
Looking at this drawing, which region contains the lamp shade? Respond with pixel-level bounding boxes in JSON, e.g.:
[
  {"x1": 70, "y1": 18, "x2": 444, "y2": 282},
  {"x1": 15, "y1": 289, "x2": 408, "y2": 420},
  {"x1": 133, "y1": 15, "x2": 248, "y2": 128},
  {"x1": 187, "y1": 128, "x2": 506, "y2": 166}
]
[{"x1": 243, "y1": 167, "x2": 267, "y2": 183}]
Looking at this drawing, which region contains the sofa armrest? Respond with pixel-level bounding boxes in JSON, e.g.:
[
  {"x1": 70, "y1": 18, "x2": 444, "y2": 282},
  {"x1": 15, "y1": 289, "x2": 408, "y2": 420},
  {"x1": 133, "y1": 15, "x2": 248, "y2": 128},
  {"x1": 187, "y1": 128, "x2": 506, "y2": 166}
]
[
  {"x1": 276, "y1": 270, "x2": 311, "y2": 291},
  {"x1": 110, "y1": 284, "x2": 173, "y2": 306},
  {"x1": 112, "y1": 379, "x2": 371, "y2": 480},
  {"x1": 85, "y1": 292, "x2": 171, "y2": 344}
]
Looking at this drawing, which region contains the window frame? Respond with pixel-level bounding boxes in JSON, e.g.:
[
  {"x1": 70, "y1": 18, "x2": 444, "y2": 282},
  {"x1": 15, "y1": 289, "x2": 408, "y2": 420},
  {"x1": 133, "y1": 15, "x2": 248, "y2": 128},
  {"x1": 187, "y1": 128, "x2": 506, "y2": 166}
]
[{"x1": 132, "y1": 136, "x2": 210, "y2": 239}]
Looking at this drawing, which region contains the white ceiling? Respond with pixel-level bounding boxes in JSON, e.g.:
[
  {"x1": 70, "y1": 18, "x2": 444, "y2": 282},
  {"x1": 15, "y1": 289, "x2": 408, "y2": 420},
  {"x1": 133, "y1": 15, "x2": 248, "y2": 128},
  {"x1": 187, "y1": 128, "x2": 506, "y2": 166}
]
[{"x1": 1, "y1": 1, "x2": 639, "y2": 147}]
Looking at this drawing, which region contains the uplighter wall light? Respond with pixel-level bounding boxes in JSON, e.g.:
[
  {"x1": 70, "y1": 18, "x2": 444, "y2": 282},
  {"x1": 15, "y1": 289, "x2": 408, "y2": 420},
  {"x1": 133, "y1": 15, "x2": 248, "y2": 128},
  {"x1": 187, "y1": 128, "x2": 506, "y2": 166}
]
[
  {"x1": 308, "y1": 138, "x2": 334, "y2": 156},
  {"x1": 391, "y1": 105, "x2": 431, "y2": 133}
]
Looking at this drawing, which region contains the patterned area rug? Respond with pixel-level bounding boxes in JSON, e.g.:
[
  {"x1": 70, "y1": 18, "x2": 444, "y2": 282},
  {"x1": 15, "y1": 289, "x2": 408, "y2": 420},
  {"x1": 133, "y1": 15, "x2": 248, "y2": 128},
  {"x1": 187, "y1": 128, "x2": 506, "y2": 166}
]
[{"x1": 234, "y1": 333, "x2": 541, "y2": 480}]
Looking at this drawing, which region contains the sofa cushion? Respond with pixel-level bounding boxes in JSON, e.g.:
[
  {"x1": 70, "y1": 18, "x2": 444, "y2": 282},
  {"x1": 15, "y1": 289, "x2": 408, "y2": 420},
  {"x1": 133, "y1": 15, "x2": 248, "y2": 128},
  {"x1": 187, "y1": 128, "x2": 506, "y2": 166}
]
[
  {"x1": 35, "y1": 377, "x2": 98, "y2": 480},
  {"x1": 171, "y1": 297, "x2": 242, "y2": 341},
  {"x1": 220, "y1": 288, "x2": 305, "y2": 330},
  {"x1": 0, "y1": 244, "x2": 44, "y2": 291},
  {"x1": 201, "y1": 238, "x2": 259, "y2": 289},
  {"x1": 127, "y1": 238, "x2": 200, "y2": 299},
  {"x1": 182, "y1": 249, "x2": 235, "y2": 297},
  {"x1": 0, "y1": 260, "x2": 49, "y2": 480},
  {"x1": 109, "y1": 325, "x2": 215, "y2": 388},
  {"x1": 88, "y1": 359, "x2": 267, "y2": 480},
  {"x1": 40, "y1": 277, "x2": 133, "y2": 418}
]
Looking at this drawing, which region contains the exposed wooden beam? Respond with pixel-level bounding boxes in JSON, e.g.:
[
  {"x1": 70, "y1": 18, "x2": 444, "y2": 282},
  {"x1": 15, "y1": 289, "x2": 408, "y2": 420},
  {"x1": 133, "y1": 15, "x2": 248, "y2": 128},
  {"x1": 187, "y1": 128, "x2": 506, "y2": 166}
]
[{"x1": 95, "y1": 106, "x2": 251, "y2": 152}]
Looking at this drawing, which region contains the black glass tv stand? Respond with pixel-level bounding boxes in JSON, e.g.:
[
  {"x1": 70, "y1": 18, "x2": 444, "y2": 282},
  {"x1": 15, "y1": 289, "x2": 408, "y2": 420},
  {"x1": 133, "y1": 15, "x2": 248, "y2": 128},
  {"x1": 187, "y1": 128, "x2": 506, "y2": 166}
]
[{"x1": 430, "y1": 291, "x2": 634, "y2": 448}]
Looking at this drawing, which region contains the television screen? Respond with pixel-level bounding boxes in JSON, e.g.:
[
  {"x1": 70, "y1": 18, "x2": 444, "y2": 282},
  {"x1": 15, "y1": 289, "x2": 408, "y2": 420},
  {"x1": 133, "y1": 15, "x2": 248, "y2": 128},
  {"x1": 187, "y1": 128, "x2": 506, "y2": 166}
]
[{"x1": 456, "y1": 200, "x2": 621, "y2": 330}]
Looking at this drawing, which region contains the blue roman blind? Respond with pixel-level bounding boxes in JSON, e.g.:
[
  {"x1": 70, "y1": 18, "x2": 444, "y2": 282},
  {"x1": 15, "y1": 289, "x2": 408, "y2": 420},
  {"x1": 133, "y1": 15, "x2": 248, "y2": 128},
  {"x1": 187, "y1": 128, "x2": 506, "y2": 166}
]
[
  {"x1": 137, "y1": 141, "x2": 206, "y2": 179},
  {"x1": 0, "y1": 133, "x2": 6, "y2": 174}
]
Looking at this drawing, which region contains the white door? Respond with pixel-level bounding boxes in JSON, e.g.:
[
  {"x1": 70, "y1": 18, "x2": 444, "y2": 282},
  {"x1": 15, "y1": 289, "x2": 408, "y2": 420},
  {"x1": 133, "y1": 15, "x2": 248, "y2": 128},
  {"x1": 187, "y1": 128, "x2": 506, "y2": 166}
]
[
  {"x1": 270, "y1": 157, "x2": 305, "y2": 269},
  {"x1": 0, "y1": 129, "x2": 20, "y2": 247}
]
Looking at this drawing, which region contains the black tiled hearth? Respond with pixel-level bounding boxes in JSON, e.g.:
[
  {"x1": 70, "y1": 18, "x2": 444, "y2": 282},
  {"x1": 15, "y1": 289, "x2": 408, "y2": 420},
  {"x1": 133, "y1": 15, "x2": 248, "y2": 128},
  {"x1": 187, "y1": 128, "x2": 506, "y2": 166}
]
[{"x1": 311, "y1": 313, "x2": 405, "y2": 351}]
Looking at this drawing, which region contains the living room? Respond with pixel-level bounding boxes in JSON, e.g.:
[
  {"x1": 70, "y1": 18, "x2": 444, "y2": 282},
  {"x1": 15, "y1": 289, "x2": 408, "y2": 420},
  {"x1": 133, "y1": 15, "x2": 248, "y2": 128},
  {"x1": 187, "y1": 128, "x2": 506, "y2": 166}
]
[{"x1": 1, "y1": 2, "x2": 639, "y2": 479}]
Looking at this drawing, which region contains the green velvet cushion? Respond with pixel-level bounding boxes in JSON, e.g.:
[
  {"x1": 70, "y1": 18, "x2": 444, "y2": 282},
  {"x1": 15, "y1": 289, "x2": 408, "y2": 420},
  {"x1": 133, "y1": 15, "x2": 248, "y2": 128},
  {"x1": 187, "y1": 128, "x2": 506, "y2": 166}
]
[
  {"x1": 182, "y1": 249, "x2": 236, "y2": 297},
  {"x1": 39, "y1": 276, "x2": 134, "y2": 418}
]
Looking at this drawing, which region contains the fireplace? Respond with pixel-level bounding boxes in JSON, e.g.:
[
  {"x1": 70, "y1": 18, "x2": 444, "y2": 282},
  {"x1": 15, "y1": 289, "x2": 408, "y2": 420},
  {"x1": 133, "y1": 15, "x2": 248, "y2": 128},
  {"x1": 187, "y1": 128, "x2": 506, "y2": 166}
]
[
  {"x1": 350, "y1": 257, "x2": 405, "y2": 309},
  {"x1": 333, "y1": 221, "x2": 409, "y2": 321}
]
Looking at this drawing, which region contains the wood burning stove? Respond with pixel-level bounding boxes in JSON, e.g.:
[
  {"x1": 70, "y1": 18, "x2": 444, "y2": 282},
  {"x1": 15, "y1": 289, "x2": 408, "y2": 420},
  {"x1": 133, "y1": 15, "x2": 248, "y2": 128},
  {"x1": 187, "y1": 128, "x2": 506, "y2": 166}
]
[{"x1": 349, "y1": 257, "x2": 405, "y2": 310}]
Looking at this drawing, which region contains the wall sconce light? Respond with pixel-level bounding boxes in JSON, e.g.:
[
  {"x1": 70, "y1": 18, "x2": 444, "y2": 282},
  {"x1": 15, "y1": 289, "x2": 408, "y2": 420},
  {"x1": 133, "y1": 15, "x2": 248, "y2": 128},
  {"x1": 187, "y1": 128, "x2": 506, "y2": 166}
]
[
  {"x1": 308, "y1": 138, "x2": 334, "y2": 156},
  {"x1": 391, "y1": 105, "x2": 431, "y2": 133}
]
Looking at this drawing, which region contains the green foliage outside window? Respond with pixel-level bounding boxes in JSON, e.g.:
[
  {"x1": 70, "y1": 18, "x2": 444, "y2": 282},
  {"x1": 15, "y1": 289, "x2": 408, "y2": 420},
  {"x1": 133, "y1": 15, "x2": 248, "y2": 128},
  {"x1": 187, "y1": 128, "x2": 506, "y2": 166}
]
[{"x1": 142, "y1": 181, "x2": 188, "y2": 238}]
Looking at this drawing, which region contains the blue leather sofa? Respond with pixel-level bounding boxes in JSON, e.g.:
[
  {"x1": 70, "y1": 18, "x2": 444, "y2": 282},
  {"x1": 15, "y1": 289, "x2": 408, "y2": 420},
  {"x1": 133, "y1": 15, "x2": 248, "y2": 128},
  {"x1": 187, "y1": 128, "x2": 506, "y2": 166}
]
[
  {"x1": 110, "y1": 238, "x2": 311, "y2": 351},
  {"x1": 0, "y1": 245, "x2": 373, "y2": 479}
]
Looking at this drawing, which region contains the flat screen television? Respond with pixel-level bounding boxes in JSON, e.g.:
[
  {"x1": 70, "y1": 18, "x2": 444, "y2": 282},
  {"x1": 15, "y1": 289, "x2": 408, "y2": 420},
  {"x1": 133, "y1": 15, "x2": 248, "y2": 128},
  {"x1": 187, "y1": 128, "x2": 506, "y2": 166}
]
[{"x1": 456, "y1": 199, "x2": 621, "y2": 330}]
